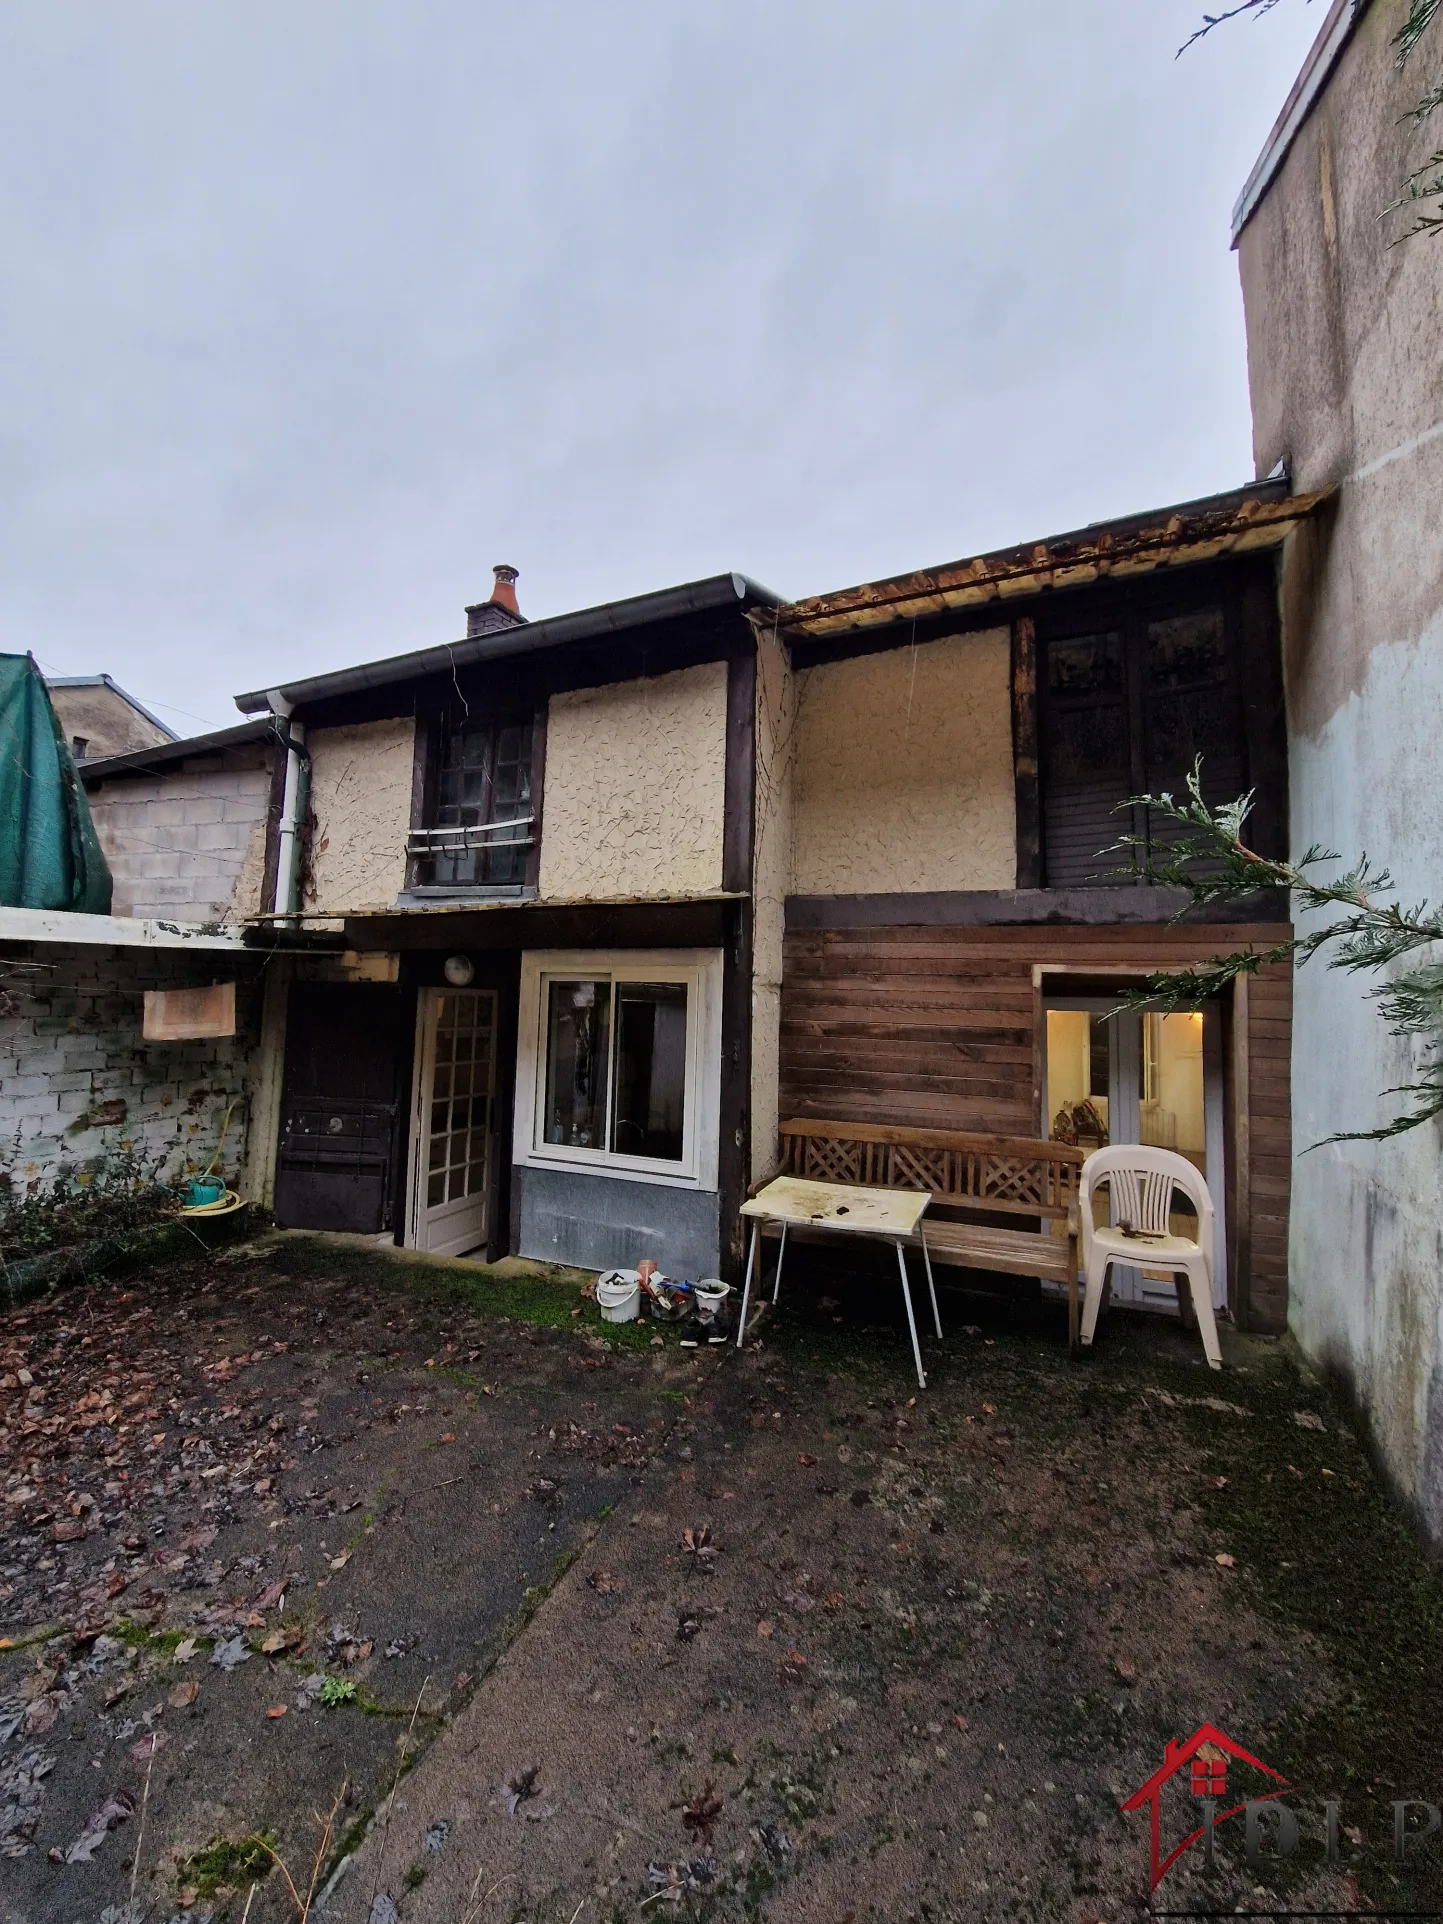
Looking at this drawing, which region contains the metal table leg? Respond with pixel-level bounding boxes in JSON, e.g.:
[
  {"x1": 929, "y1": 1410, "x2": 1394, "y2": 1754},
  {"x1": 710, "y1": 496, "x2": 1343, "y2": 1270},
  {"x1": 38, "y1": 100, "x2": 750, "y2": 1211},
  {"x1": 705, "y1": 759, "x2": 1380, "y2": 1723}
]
[
  {"x1": 895, "y1": 1239, "x2": 927, "y2": 1390},
  {"x1": 920, "y1": 1223, "x2": 942, "y2": 1339},
  {"x1": 772, "y1": 1223, "x2": 789, "y2": 1304},
  {"x1": 736, "y1": 1219, "x2": 759, "y2": 1349}
]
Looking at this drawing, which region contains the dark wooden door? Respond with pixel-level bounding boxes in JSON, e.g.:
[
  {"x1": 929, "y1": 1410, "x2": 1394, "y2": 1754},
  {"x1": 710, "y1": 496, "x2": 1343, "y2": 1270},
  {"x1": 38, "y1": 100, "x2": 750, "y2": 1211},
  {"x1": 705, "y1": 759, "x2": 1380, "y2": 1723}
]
[{"x1": 273, "y1": 984, "x2": 407, "y2": 1233}]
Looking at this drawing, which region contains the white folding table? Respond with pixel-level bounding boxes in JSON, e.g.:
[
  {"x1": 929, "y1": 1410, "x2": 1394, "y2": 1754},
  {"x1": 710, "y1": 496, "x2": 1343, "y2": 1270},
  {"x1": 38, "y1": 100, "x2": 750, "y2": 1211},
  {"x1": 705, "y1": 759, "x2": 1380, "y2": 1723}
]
[{"x1": 736, "y1": 1177, "x2": 941, "y2": 1389}]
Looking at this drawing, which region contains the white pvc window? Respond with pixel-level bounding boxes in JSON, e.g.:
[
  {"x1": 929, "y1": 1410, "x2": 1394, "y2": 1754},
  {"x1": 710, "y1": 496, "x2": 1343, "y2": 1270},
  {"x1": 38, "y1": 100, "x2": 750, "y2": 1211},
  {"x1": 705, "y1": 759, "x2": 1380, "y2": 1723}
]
[{"x1": 515, "y1": 951, "x2": 722, "y2": 1188}]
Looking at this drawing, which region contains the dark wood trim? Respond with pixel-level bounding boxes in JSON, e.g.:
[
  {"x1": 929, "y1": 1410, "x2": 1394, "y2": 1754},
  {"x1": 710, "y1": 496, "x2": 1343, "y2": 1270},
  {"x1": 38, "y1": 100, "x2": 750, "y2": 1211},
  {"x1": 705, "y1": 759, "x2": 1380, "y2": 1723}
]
[
  {"x1": 259, "y1": 729, "x2": 289, "y2": 919},
  {"x1": 785, "y1": 887, "x2": 1290, "y2": 931},
  {"x1": 340, "y1": 897, "x2": 735, "y2": 954},
  {"x1": 388, "y1": 982, "x2": 418, "y2": 1245},
  {"x1": 1010, "y1": 616, "x2": 1041, "y2": 890},
  {"x1": 1226, "y1": 972, "x2": 1252, "y2": 1330},
  {"x1": 722, "y1": 642, "x2": 757, "y2": 896},
  {"x1": 403, "y1": 709, "x2": 435, "y2": 894},
  {"x1": 524, "y1": 699, "x2": 548, "y2": 896},
  {"x1": 1238, "y1": 563, "x2": 1289, "y2": 861},
  {"x1": 718, "y1": 897, "x2": 753, "y2": 1283}
]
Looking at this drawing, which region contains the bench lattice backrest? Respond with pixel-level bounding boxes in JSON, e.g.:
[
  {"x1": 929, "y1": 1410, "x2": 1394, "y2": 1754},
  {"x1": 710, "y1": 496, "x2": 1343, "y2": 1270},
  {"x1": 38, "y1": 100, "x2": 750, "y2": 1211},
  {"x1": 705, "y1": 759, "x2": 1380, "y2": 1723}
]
[{"x1": 778, "y1": 1120, "x2": 1082, "y2": 1223}]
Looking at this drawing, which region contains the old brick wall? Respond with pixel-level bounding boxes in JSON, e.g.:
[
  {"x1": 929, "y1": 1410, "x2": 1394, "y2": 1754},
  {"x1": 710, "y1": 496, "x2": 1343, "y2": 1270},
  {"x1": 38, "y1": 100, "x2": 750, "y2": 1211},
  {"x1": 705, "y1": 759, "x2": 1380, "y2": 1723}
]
[{"x1": 0, "y1": 946, "x2": 268, "y2": 1199}]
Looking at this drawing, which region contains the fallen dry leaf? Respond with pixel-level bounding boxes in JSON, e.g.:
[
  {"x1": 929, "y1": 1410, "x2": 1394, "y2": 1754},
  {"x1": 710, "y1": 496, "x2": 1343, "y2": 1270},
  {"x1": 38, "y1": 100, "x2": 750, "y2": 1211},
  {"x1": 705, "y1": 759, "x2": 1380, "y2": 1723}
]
[
  {"x1": 797, "y1": 1453, "x2": 817, "y2": 1468},
  {"x1": 128, "y1": 1730, "x2": 167, "y2": 1762},
  {"x1": 981, "y1": 1403, "x2": 996, "y2": 1416},
  {"x1": 329, "y1": 1551, "x2": 351, "y2": 1571},
  {"x1": 260, "y1": 1626, "x2": 300, "y2": 1656},
  {"x1": 266, "y1": 1705, "x2": 288, "y2": 1720},
  {"x1": 172, "y1": 1637, "x2": 199, "y2": 1665},
  {"x1": 1215, "y1": 1553, "x2": 1236, "y2": 1569},
  {"x1": 439, "y1": 1433, "x2": 456, "y2": 1444},
  {"x1": 681, "y1": 1780, "x2": 724, "y2": 1849},
  {"x1": 756, "y1": 1619, "x2": 773, "y2": 1639},
  {"x1": 168, "y1": 1681, "x2": 200, "y2": 1709},
  {"x1": 587, "y1": 1570, "x2": 622, "y2": 1594}
]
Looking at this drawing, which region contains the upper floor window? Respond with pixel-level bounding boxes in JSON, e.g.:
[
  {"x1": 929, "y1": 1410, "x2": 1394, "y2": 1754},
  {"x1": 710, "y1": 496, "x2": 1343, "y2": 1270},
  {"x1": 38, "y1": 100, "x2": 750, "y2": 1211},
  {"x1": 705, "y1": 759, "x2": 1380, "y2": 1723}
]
[
  {"x1": 408, "y1": 716, "x2": 534, "y2": 892},
  {"x1": 1039, "y1": 599, "x2": 1248, "y2": 888}
]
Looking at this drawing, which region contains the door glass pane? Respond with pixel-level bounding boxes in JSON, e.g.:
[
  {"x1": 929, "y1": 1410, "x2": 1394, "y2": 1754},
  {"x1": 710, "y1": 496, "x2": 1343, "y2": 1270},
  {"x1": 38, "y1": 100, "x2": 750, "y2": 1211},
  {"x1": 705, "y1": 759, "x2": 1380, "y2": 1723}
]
[
  {"x1": 1046, "y1": 1010, "x2": 1109, "y2": 1147},
  {"x1": 610, "y1": 983, "x2": 687, "y2": 1161},
  {"x1": 542, "y1": 980, "x2": 611, "y2": 1149},
  {"x1": 1140, "y1": 1011, "x2": 1206, "y2": 1231}
]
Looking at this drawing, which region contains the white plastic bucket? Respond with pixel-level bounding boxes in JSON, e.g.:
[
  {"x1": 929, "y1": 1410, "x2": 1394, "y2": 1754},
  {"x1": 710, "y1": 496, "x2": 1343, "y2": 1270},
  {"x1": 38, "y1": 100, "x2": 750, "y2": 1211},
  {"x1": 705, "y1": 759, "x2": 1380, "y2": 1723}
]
[
  {"x1": 694, "y1": 1279, "x2": 730, "y2": 1315},
  {"x1": 596, "y1": 1269, "x2": 641, "y2": 1323}
]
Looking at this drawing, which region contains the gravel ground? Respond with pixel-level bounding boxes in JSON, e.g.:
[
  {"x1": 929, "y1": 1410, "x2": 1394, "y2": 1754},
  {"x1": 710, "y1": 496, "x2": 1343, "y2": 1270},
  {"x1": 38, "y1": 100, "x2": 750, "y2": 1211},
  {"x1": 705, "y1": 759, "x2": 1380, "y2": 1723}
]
[{"x1": 3, "y1": 1234, "x2": 1441, "y2": 1924}]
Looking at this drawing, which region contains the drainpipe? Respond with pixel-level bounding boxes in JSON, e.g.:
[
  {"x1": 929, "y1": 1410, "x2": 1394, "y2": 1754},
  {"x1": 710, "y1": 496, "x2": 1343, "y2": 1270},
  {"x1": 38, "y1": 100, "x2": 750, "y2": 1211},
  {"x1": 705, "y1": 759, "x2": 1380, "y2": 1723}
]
[{"x1": 268, "y1": 692, "x2": 310, "y2": 916}]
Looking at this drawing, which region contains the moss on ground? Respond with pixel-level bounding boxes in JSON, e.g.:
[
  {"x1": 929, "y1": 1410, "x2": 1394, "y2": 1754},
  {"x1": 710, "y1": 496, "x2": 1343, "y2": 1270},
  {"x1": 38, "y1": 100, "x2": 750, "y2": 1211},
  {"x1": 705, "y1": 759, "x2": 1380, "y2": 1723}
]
[{"x1": 175, "y1": 1830, "x2": 276, "y2": 1898}]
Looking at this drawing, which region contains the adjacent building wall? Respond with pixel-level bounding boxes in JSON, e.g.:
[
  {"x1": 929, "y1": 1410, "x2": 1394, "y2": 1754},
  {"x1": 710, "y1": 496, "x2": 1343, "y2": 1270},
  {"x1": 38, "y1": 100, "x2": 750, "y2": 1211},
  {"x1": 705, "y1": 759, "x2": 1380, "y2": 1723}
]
[
  {"x1": 304, "y1": 718, "x2": 416, "y2": 914},
  {"x1": 538, "y1": 661, "x2": 728, "y2": 900},
  {"x1": 0, "y1": 945, "x2": 265, "y2": 1200},
  {"x1": 49, "y1": 682, "x2": 172, "y2": 760},
  {"x1": 790, "y1": 629, "x2": 1016, "y2": 896},
  {"x1": 86, "y1": 749, "x2": 272, "y2": 923},
  {"x1": 1237, "y1": 0, "x2": 1443, "y2": 1527}
]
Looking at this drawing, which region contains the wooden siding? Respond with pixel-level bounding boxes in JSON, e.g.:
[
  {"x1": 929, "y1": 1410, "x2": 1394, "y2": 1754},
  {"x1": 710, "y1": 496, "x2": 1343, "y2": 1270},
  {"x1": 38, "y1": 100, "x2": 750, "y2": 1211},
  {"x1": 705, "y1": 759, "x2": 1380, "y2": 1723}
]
[{"x1": 779, "y1": 921, "x2": 1292, "y2": 1332}]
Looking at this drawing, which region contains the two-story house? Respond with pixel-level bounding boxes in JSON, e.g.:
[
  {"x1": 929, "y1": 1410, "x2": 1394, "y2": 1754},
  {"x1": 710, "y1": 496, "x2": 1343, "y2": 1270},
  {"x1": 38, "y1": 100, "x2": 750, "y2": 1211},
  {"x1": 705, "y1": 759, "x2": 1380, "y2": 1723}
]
[{"x1": 238, "y1": 486, "x2": 1317, "y2": 1332}]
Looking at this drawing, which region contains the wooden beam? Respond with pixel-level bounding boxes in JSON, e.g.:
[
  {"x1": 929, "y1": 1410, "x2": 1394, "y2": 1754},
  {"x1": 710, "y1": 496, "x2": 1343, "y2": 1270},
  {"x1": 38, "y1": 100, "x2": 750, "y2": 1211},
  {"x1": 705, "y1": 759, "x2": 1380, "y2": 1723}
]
[
  {"x1": 1229, "y1": 972, "x2": 1253, "y2": 1332},
  {"x1": 1011, "y1": 616, "x2": 1042, "y2": 890}
]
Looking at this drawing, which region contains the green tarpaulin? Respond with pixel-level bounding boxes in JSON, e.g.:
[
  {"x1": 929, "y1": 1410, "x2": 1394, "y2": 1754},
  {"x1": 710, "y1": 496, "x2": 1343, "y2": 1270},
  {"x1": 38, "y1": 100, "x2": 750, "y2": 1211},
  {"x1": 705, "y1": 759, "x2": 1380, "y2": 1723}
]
[{"x1": 0, "y1": 653, "x2": 113, "y2": 913}]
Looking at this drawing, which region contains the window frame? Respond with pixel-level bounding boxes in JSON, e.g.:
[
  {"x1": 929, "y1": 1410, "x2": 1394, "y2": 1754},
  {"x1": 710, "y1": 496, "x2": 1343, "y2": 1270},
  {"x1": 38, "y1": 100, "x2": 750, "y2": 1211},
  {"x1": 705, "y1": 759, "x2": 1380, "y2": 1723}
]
[
  {"x1": 1035, "y1": 574, "x2": 1252, "y2": 889},
  {"x1": 513, "y1": 949, "x2": 723, "y2": 1190},
  {"x1": 404, "y1": 706, "x2": 541, "y2": 901}
]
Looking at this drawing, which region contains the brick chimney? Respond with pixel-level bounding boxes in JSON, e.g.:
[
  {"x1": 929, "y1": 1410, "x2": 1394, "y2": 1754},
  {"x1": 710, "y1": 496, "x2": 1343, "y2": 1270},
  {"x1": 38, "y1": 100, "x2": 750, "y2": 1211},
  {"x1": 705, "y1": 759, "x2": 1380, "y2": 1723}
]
[{"x1": 465, "y1": 564, "x2": 525, "y2": 639}]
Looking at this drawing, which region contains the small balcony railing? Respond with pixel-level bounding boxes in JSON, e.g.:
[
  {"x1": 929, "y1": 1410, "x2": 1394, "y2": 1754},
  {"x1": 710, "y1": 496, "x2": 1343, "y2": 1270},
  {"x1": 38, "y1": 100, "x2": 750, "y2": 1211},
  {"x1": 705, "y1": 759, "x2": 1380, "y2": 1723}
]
[{"x1": 405, "y1": 816, "x2": 535, "y2": 892}]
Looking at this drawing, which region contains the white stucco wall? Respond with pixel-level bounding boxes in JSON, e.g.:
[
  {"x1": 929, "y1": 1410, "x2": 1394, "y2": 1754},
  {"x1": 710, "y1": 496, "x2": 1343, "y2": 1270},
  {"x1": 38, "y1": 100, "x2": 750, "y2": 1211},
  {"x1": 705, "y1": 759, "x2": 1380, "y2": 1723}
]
[
  {"x1": 751, "y1": 628, "x2": 797, "y2": 1181},
  {"x1": 538, "y1": 661, "x2": 728, "y2": 900},
  {"x1": 304, "y1": 718, "x2": 415, "y2": 914},
  {"x1": 1238, "y1": 4, "x2": 1443, "y2": 1538},
  {"x1": 1286, "y1": 620, "x2": 1443, "y2": 1525},
  {"x1": 790, "y1": 629, "x2": 1016, "y2": 896}
]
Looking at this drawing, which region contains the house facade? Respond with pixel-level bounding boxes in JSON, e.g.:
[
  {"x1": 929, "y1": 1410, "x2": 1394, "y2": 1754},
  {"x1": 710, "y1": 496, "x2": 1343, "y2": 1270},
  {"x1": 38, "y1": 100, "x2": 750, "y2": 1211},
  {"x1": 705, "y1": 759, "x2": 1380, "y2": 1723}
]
[
  {"x1": 214, "y1": 503, "x2": 1312, "y2": 1333},
  {"x1": 1234, "y1": 0, "x2": 1443, "y2": 1526}
]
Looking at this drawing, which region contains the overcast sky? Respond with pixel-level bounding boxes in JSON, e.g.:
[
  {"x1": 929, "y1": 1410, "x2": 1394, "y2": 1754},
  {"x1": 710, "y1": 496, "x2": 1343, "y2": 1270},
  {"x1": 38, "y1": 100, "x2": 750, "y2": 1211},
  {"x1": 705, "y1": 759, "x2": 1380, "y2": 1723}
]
[{"x1": 0, "y1": 1, "x2": 1323, "y2": 732}]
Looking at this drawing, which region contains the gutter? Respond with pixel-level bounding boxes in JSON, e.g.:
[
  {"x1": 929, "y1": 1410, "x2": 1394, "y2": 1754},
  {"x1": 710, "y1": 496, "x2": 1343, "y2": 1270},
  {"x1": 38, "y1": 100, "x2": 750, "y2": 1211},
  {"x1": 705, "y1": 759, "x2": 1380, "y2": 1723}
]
[
  {"x1": 268, "y1": 698, "x2": 311, "y2": 916},
  {"x1": 232, "y1": 571, "x2": 780, "y2": 718},
  {"x1": 1231, "y1": 0, "x2": 1375, "y2": 245}
]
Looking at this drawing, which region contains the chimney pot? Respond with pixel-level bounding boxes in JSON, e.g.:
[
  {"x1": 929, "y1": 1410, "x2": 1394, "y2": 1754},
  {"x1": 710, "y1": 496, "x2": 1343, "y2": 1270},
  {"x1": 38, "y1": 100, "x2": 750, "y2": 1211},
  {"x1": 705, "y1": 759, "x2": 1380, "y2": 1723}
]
[{"x1": 490, "y1": 564, "x2": 520, "y2": 616}]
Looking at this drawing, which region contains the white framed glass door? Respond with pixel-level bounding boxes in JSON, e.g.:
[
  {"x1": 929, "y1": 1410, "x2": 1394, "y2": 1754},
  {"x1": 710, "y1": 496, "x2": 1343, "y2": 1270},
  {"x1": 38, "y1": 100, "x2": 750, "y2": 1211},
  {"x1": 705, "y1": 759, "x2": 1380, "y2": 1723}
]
[
  {"x1": 407, "y1": 987, "x2": 497, "y2": 1257},
  {"x1": 1043, "y1": 998, "x2": 1227, "y2": 1312}
]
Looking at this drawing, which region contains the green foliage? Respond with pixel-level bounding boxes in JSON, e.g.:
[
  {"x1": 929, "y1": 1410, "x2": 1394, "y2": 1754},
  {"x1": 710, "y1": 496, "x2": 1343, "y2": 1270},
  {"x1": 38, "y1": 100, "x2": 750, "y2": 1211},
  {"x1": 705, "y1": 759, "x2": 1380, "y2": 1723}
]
[
  {"x1": 176, "y1": 1831, "x2": 277, "y2": 1898},
  {"x1": 0, "y1": 1142, "x2": 182, "y2": 1263},
  {"x1": 1110, "y1": 761, "x2": 1443, "y2": 1144},
  {"x1": 318, "y1": 1675, "x2": 356, "y2": 1707},
  {"x1": 1184, "y1": 0, "x2": 1443, "y2": 238}
]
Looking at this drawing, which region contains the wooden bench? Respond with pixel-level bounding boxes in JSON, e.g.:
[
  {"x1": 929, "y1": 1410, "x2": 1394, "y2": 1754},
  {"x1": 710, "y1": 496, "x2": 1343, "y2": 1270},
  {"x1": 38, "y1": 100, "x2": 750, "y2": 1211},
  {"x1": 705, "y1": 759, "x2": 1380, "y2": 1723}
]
[{"x1": 774, "y1": 1118, "x2": 1085, "y2": 1350}]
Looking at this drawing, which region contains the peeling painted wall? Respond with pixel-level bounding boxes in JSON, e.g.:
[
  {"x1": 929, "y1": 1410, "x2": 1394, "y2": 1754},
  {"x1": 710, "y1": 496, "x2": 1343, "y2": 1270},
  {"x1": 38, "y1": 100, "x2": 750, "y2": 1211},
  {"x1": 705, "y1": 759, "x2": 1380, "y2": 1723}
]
[
  {"x1": 538, "y1": 661, "x2": 727, "y2": 900},
  {"x1": 304, "y1": 718, "x2": 415, "y2": 914},
  {"x1": 1238, "y1": 5, "x2": 1443, "y2": 1540},
  {"x1": 751, "y1": 629, "x2": 797, "y2": 1180},
  {"x1": 790, "y1": 629, "x2": 1016, "y2": 896},
  {"x1": 0, "y1": 946, "x2": 263, "y2": 1198}
]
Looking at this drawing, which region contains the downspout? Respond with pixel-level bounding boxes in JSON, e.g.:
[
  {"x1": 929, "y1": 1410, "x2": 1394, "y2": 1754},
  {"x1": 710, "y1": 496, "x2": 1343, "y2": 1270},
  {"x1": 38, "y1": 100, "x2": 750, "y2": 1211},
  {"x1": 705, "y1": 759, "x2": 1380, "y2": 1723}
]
[{"x1": 268, "y1": 692, "x2": 310, "y2": 916}]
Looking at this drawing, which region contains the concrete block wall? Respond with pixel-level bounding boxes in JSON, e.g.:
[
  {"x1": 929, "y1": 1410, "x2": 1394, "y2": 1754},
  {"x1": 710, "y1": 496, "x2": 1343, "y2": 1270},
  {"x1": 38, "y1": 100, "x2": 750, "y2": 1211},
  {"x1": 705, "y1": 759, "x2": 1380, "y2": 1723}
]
[
  {"x1": 86, "y1": 756, "x2": 272, "y2": 922},
  {"x1": 0, "y1": 945, "x2": 267, "y2": 1201}
]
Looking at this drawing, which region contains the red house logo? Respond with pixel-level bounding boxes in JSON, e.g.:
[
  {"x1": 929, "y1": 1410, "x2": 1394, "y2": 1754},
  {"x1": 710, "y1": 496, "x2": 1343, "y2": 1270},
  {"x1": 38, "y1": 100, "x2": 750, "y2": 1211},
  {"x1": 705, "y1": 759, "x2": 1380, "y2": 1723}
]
[{"x1": 1121, "y1": 1722, "x2": 1290, "y2": 1891}]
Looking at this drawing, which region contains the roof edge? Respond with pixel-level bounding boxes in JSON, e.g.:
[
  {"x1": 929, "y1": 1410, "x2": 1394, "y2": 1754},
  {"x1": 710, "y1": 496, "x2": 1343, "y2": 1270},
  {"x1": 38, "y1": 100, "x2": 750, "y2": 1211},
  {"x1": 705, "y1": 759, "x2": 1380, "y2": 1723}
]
[
  {"x1": 78, "y1": 717, "x2": 278, "y2": 784},
  {"x1": 776, "y1": 479, "x2": 1323, "y2": 638},
  {"x1": 1231, "y1": 0, "x2": 1374, "y2": 245},
  {"x1": 233, "y1": 571, "x2": 781, "y2": 717},
  {"x1": 45, "y1": 673, "x2": 180, "y2": 742}
]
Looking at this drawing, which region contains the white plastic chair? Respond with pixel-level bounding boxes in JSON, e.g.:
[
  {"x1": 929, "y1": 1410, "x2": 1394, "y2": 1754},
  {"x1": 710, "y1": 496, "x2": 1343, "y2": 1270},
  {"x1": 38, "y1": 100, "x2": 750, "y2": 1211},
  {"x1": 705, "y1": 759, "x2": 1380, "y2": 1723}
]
[{"x1": 1078, "y1": 1145, "x2": 1223, "y2": 1369}]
